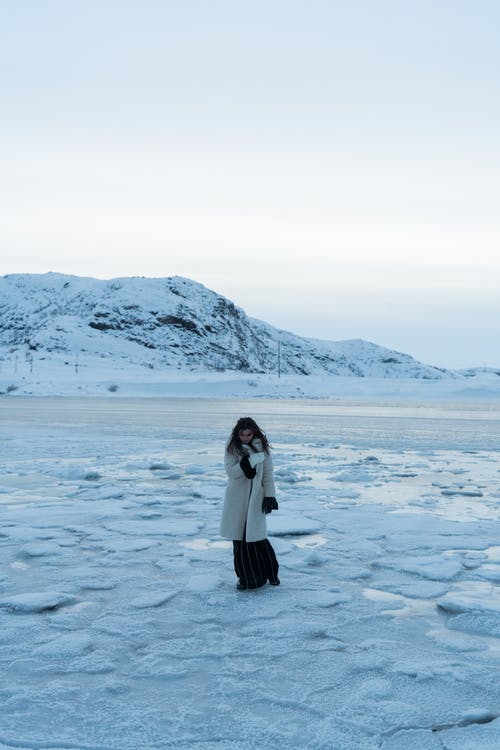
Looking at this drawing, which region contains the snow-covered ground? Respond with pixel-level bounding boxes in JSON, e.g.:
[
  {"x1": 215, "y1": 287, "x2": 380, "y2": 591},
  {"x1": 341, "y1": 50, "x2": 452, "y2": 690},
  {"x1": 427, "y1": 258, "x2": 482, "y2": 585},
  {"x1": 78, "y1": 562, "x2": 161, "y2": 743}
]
[
  {"x1": 1, "y1": 397, "x2": 500, "y2": 749},
  {"x1": 2, "y1": 351, "x2": 500, "y2": 401}
]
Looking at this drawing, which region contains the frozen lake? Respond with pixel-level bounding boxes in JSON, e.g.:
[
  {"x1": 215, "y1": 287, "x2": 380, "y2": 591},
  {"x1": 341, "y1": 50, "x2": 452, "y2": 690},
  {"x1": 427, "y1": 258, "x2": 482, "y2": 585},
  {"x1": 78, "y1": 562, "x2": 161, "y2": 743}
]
[
  {"x1": 1, "y1": 397, "x2": 500, "y2": 749},
  {"x1": 2, "y1": 396, "x2": 500, "y2": 450}
]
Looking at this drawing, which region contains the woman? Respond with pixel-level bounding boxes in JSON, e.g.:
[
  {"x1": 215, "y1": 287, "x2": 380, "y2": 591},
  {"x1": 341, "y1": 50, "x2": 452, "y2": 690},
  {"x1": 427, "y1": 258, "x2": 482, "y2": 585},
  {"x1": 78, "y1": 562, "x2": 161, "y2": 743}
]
[{"x1": 220, "y1": 417, "x2": 280, "y2": 590}]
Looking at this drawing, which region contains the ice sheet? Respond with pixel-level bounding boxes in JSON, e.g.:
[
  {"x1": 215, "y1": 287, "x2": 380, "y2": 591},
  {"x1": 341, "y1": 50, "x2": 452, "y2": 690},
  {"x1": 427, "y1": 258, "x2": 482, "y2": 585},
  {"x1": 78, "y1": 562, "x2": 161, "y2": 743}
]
[{"x1": 0, "y1": 397, "x2": 499, "y2": 748}]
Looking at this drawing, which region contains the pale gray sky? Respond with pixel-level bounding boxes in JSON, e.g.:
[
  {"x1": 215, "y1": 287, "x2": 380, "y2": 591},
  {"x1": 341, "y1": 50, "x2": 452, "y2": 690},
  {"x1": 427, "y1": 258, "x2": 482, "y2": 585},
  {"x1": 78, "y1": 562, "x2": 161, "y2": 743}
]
[{"x1": 2, "y1": 0, "x2": 500, "y2": 368}]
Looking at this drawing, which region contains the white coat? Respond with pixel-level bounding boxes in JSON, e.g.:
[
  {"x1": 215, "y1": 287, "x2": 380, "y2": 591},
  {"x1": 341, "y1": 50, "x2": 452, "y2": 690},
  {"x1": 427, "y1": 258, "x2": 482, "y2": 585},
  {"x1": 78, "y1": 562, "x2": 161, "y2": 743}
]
[{"x1": 219, "y1": 438, "x2": 276, "y2": 543}]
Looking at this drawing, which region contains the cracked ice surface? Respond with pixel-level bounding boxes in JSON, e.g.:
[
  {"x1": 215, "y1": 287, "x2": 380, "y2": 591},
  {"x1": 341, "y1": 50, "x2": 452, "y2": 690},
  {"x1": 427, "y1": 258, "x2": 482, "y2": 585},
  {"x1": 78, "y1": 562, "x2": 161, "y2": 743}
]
[{"x1": 0, "y1": 397, "x2": 500, "y2": 749}]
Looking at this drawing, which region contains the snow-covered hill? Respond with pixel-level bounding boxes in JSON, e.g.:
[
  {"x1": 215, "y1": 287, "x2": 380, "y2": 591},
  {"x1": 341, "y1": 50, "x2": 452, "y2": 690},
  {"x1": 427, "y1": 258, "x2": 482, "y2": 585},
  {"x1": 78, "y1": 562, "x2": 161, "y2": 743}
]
[{"x1": 0, "y1": 272, "x2": 449, "y2": 380}]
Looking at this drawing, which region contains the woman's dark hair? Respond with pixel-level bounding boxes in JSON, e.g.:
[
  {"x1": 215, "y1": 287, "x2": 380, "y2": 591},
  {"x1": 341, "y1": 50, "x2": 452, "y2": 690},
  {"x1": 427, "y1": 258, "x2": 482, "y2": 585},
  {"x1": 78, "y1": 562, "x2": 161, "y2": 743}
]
[{"x1": 227, "y1": 417, "x2": 271, "y2": 456}]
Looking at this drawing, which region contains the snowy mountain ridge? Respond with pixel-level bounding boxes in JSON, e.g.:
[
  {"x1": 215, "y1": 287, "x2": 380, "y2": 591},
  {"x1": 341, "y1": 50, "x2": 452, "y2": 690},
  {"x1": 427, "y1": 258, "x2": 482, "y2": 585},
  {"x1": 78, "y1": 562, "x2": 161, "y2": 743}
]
[{"x1": 0, "y1": 272, "x2": 451, "y2": 379}]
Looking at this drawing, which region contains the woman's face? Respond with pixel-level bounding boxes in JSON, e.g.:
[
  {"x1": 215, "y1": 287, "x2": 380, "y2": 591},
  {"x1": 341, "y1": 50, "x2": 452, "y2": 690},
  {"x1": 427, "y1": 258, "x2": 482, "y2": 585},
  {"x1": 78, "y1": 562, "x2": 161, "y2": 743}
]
[{"x1": 239, "y1": 429, "x2": 254, "y2": 444}]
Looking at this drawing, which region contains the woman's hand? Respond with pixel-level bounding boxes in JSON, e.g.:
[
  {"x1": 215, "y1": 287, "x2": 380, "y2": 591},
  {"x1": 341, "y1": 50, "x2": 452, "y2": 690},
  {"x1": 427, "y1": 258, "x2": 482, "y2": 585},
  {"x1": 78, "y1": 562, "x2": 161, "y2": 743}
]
[
  {"x1": 262, "y1": 496, "x2": 279, "y2": 514},
  {"x1": 240, "y1": 455, "x2": 256, "y2": 479}
]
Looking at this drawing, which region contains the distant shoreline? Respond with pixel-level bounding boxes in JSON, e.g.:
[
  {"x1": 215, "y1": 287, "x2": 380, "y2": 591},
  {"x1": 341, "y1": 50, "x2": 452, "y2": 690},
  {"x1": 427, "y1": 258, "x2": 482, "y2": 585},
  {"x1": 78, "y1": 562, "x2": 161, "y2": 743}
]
[{"x1": 2, "y1": 369, "x2": 500, "y2": 402}]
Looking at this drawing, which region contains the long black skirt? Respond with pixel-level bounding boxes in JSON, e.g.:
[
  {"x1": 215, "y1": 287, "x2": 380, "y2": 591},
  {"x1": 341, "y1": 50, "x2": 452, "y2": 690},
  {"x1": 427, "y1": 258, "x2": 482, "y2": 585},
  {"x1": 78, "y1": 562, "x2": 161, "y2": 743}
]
[{"x1": 232, "y1": 538, "x2": 279, "y2": 588}]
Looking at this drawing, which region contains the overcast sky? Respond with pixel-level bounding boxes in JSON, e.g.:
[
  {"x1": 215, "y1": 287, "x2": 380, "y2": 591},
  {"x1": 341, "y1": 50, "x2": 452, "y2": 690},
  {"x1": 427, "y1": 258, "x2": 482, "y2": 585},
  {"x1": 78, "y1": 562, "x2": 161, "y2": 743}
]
[{"x1": 2, "y1": 0, "x2": 499, "y2": 368}]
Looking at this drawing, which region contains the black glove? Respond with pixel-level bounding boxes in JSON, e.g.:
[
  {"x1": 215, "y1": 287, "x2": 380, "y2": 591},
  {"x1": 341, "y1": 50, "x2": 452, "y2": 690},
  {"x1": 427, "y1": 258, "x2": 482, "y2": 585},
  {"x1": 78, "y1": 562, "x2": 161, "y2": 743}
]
[
  {"x1": 240, "y1": 455, "x2": 256, "y2": 479},
  {"x1": 262, "y1": 496, "x2": 279, "y2": 514}
]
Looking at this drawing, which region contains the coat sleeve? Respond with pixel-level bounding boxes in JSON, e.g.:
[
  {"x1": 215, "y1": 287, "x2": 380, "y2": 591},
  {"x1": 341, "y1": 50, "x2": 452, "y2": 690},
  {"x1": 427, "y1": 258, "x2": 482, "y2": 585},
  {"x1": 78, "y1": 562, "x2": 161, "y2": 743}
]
[
  {"x1": 261, "y1": 451, "x2": 276, "y2": 497},
  {"x1": 224, "y1": 449, "x2": 246, "y2": 479}
]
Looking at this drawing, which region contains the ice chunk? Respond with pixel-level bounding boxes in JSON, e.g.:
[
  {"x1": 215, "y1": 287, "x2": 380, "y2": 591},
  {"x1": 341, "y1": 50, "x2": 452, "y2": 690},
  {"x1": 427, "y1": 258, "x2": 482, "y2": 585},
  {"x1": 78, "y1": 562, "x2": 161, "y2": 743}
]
[
  {"x1": 79, "y1": 485, "x2": 124, "y2": 500},
  {"x1": 328, "y1": 487, "x2": 361, "y2": 499},
  {"x1": 105, "y1": 538, "x2": 161, "y2": 553},
  {"x1": 19, "y1": 542, "x2": 62, "y2": 557},
  {"x1": 300, "y1": 590, "x2": 351, "y2": 608},
  {"x1": 304, "y1": 550, "x2": 328, "y2": 566},
  {"x1": 375, "y1": 555, "x2": 463, "y2": 581},
  {"x1": 441, "y1": 488, "x2": 483, "y2": 497},
  {"x1": 378, "y1": 581, "x2": 449, "y2": 599},
  {"x1": 393, "y1": 660, "x2": 436, "y2": 681},
  {"x1": 447, "y1": 613, "x2": 500, "y2": 638},
  {"x1": 274, "y1": 469, "x2": 312, "y2": 484},
  {"x1": 427, "y1": 627, "x2": 488, "y2": 652},
  {"x1": 329, "y1": 468, "x2": 375, "y2": 483},
  {"x1": 186, "y1": 574, "x2": 222, "y2": 592},
  {"x1": 185, "y1": 464, "x2": 206, "y2": 475},
  {"x1": 357, "y1": 677, "x2": 393, "y2": 699},
  {"x1": 50, "y1": 463, "x2": 102, "y2": 481},
  {"x1": 0, "y1": 591, "x2": 77, "y2": 613},
  {"x1": 475, "y1": 564, "x2": 500, "y2": 583},
  {"x1": 438, "y1": 583, "x2": 500, "y2": 615},
  {"x1": 34, "y1": 631, "x2": 93, "y2": 657},
  {"x1": 439, "y1": 716, "x2": 500, "y2": 749},
  {"x1": 130, "y1": 591, "x2": 177, "y2": 608}
]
